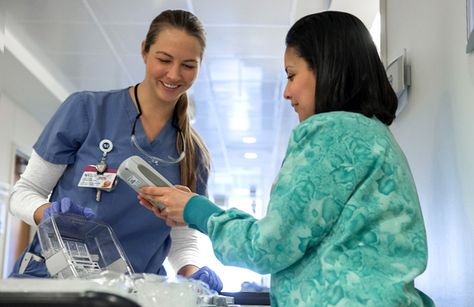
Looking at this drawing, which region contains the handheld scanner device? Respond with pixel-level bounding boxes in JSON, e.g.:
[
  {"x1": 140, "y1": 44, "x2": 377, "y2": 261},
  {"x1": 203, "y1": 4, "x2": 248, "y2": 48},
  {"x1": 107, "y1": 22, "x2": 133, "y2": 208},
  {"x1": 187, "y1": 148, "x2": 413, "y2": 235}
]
[{"x1": 117, "y1": 155, "x2": 173, "y2": 210}]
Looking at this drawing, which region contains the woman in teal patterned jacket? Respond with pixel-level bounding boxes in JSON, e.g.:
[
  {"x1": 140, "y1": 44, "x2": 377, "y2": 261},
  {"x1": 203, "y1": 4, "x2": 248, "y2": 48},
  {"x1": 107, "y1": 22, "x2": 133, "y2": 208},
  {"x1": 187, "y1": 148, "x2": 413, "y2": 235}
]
[{"x1": 138, "y1": 11, "x2": 434, "y2": 307}]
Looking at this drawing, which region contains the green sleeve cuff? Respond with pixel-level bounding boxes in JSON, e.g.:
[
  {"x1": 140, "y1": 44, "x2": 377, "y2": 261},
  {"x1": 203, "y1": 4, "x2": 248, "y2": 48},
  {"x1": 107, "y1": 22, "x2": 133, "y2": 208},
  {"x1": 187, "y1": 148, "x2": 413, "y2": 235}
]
[{"x1": 184, "y1": 195, "x2": 224, "y2": 234}]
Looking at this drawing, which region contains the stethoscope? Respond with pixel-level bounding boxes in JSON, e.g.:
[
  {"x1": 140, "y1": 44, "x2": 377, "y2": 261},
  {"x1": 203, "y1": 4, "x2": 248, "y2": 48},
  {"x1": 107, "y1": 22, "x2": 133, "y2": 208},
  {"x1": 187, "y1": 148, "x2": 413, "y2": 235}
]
[{"x1": 130, "y1": 83, "x2": 186, "y2": 165}]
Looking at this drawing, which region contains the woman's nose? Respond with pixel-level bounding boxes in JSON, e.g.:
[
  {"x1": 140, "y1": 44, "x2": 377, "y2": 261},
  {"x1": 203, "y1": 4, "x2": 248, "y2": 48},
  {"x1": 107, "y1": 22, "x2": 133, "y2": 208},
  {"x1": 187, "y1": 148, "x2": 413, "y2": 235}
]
[
  {"x1": 167, "y1": 64, "x2": 181, "y2": 81},
  {"x1": 283, "y1": 87, "x2": 291, "y2": 100}
]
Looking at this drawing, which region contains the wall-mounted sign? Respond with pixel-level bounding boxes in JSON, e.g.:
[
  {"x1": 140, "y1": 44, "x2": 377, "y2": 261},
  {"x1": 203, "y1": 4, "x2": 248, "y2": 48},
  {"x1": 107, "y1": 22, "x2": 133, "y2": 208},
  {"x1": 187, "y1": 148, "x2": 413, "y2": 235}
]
[{"x1": 467, "y1": 0, "x2": 474, "y2": 53}]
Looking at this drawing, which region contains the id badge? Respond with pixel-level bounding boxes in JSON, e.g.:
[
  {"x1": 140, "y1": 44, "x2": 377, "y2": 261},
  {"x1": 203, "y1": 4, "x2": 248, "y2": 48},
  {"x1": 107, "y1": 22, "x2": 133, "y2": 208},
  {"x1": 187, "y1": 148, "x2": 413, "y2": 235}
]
[{"x1": 78, "y1": 165, "x2": 117, "y2": 192}]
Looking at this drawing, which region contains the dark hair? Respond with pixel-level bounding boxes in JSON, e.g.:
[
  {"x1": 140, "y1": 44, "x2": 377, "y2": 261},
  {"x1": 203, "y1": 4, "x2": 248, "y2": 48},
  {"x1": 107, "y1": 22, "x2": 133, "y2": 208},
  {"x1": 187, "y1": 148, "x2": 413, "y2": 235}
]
[
  {"x1": 285, "y1": 11, "x2": 398, "y2": 125},
  {"x1": 144, "y1": 10, "x2": 210, "y2": 192}
]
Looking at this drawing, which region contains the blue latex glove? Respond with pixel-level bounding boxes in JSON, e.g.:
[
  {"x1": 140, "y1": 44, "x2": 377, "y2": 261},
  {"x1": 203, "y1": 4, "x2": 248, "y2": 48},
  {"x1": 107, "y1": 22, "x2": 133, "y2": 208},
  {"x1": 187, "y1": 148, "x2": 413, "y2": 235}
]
[
  {"x1": 191, "y1": 266, "x2": 223, "y2": 292},
  {"x1": 42, "y1": 197, "x2": 95, "y2": 222},
  {"x1": 9, "y1": 198, "x2": 95, "y2": 279}
]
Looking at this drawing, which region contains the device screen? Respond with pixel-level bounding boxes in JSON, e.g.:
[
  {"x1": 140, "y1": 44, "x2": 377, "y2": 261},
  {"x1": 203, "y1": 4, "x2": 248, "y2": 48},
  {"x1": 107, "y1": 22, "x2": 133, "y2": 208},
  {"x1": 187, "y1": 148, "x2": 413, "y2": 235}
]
[{"x1": 137, "y1": 164, "x2": 171, "y2": 187}]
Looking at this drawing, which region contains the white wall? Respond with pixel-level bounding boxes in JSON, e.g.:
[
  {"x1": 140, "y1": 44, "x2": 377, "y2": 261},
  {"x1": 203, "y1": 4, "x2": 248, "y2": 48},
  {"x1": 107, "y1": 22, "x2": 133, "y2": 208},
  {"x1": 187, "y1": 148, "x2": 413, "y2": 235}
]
[
  {"x1": 385, "y1": 0, "x2": 474, "y2": 305},
  {"x1": 0, "y1": 93, "x2": 42, "y2": 181},
  {"x1": 0, "y1": 93, "x2": 43, "y2": 277}
]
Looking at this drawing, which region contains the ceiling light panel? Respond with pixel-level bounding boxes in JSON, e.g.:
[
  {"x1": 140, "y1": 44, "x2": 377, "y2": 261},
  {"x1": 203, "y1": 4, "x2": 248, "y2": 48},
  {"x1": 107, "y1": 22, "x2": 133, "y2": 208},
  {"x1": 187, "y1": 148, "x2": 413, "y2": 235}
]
[
  {"x1": 204, "y1": 26, "x2": 287, "y2": 59},
  {"x1": 193, "y1": 0, "x2": 292, "y2": 25},
  {"x1": 87, "y1": 0, "x2": 188, "y2": 24}
]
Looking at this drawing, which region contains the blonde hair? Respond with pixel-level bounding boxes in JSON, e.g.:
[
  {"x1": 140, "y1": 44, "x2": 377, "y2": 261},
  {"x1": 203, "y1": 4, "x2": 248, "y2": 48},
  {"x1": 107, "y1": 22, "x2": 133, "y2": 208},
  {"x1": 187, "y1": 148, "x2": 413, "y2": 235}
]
[{"x1": 175, "y1": 94, "x2": 210, "y2": 192}]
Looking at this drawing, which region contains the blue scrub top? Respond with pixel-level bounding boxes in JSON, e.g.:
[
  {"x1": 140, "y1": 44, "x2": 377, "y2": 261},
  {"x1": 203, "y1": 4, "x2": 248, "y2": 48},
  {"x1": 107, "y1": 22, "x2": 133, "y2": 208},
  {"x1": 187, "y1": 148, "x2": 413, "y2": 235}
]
[{"x1": 33, "y1": 87, "x2": 208, "y2": 274}]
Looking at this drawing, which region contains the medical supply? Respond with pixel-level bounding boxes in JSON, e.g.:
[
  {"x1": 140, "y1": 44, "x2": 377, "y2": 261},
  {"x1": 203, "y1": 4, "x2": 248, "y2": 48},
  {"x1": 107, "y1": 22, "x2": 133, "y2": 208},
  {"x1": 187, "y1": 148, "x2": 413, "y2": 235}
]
[
  {"x1": 0, "y1": 275, "x2": 250, "y2": 307},
  {"x1": 117, "y1": 155, "x2": 173, "y2": 210},
  {"x1": 37, "y1": 212, "x2": 134, "y2": 279}
]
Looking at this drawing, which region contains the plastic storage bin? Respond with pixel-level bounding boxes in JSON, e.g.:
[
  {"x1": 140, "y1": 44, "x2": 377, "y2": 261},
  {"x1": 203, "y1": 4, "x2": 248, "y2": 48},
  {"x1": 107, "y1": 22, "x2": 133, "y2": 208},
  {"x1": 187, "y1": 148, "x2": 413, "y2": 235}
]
[{"x1": 37, "y1": 213, "x2": 134, "y2": 279}]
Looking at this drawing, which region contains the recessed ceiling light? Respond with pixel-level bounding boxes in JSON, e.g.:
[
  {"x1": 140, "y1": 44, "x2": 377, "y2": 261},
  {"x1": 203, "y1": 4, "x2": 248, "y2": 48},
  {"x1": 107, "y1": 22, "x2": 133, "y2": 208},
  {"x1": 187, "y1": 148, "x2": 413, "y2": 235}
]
[
  {"x1": 242, "y1": 136, "x2": 257, "y2": 144},
  {"x1": 244, "y1": 152, "x2": 258, "y2": 159}
]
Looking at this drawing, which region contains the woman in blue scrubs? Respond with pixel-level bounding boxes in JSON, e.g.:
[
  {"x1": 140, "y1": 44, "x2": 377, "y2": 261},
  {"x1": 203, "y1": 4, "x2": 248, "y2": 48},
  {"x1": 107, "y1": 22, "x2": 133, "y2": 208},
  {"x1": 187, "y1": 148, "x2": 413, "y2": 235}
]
[{"x1": 9, "y1": 9, "x2": 222, "y2": 291}]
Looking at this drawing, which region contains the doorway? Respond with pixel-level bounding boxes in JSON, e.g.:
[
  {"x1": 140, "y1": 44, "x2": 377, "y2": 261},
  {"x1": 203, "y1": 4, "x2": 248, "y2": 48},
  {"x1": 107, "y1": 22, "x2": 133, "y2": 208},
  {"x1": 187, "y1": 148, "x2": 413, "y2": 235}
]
[{"x1": 1, "y1": 151, "x2": 31, "y2": 278}]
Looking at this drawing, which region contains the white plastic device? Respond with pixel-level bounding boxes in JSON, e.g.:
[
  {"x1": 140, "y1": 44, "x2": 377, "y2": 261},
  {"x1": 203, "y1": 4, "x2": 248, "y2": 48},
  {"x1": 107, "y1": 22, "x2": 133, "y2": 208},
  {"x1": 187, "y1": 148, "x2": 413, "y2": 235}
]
[
  {"x1": 386, "y1": 54, "x2": 410, "y2": 99},
  {"x1": 117, "y1": 155, "x2": 173, "y2": 210}
]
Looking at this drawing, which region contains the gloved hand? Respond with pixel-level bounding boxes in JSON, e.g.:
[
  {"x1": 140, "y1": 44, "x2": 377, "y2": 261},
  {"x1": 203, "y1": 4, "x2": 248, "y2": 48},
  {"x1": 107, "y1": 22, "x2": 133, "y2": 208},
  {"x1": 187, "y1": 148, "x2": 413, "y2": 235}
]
[
  {"x1": 190, "y1": 266, "x2": 223, "y2": 292},
  {"x1": 42, "y1": 197, "x2": 95, "y2": 222}
]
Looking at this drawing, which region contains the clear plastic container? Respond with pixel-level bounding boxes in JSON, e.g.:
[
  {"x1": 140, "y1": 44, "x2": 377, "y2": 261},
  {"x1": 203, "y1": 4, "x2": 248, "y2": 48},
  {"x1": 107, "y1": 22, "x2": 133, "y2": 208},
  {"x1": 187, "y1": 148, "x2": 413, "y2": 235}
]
[{"x1": 37, "y1": 213, "x2": 134, "y2": 279}]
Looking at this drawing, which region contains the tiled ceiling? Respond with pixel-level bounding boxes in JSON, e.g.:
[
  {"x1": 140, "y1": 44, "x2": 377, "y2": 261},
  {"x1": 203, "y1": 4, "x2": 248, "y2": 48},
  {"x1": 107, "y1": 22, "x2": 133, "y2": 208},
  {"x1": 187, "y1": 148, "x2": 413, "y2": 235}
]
[{"x1": 2, "y1": 0, "x2": 378, "y2": 213}]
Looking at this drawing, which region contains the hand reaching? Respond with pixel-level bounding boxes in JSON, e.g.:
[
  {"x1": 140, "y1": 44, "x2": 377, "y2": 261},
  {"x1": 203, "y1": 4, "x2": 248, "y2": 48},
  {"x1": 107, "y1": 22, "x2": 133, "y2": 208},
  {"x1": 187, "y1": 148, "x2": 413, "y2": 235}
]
[
  {"x1": 42, "y1": 197, "x2": 95, "y2": 222},
  {"x1": 190, "y1": 266, "x2": 223, "y2": 292},
  {"x1": 138, "y1": 185, "x2": 195, "y2": 226}
]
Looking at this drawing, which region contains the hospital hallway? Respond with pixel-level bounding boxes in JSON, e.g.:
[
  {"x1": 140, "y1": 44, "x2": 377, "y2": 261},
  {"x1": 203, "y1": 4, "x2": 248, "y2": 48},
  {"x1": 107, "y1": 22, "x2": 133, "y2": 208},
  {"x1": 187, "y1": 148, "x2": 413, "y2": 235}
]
[{"x1": 1, "y1": 0, "x2": 474, "y2": 306}]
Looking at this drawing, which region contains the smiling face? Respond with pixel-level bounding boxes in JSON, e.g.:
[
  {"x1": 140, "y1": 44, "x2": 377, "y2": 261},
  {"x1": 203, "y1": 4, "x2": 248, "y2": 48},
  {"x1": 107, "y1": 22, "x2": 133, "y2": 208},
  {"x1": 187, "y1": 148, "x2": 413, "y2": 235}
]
[
  {"x1": 142, "y1": 27, "x2": 202, "y2": 105},
  {"x1": 283, "y1": 47, "x2": 316, "y2": 122}
]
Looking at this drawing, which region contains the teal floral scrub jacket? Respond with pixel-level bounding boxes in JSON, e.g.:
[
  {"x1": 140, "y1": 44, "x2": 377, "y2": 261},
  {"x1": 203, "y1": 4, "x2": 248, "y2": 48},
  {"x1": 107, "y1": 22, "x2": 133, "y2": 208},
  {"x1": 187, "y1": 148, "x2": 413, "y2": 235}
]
[{"x1": 184, "y1": 111, "x2": 434, "y2": 306}]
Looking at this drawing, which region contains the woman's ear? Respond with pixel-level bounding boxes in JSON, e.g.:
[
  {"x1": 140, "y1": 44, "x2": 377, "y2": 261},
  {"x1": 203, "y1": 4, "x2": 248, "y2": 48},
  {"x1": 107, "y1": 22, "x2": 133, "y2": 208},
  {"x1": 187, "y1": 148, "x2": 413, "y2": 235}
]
[{"x1": 141, "y1": 41, "x2": 147, "y2": 63}]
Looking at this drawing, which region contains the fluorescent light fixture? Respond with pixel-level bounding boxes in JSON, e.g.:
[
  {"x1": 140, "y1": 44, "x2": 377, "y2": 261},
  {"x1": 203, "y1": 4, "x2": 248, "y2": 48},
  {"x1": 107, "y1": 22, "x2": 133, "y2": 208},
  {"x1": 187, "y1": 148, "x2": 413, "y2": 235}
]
[
  {"x1": 242, "y1": 136, "x2": 257, "y2": 144},
  {"x1": 212, "y1": 172, "x2": 233, "y2": 184},
  {"x1": 229, "y1": 117, "x2": 249, "y2": 131},
  {"x1": 232, "y1": 188, "x2": 251, "y2": 196},
  {"x1": 0, "y1": 29, "x2": 5, "y2": 52},
  {"x1": 209, "y1": 59, "x2": 240, "y2": 81},
  {"x1": 241, "y1": 66, "x2": 262, "y2": 81},
  {"x1": 5, "y1": 29, "x2": 69, "y2": 101},
  {"x1": 244, "y1": 152, "x2": 258, "y2": 159}
]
